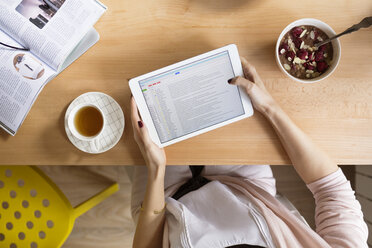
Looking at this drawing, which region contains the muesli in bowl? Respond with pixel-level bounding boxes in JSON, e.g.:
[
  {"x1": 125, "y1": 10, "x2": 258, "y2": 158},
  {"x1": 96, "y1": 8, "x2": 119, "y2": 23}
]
[
  {"x1": 275, "y1": 18, "x2": 341, "y2": 83},
  {"x1": 278, "y1": 25, "x2": 333, "y2": 79}
]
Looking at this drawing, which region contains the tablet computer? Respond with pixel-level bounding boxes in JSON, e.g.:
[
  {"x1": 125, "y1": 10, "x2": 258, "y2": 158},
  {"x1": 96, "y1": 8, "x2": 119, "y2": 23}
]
[{"x1": 129, "y1": 44, "x2": 254, "y2": 147}]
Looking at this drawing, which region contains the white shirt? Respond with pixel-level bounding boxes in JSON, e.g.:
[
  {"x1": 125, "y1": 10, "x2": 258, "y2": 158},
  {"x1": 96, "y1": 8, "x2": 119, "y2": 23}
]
[{"x1": 165, "y1": 181, "x2": 275, "y2": 248}]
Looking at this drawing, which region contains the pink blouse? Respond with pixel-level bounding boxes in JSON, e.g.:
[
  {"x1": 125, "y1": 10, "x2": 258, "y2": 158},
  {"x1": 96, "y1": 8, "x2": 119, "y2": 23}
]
[
  {"x1": 163, "y1": 168, "x2": 369, "y2": 247},
  {"x1": 307, "y1": 168, "x2": 369, "y2": 247}
]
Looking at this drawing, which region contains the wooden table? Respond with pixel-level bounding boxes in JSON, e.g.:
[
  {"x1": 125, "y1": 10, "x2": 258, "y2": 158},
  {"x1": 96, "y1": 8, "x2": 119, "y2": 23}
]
[{"x1": 1, "y1": 0, "x2": 372, "y2": 166}]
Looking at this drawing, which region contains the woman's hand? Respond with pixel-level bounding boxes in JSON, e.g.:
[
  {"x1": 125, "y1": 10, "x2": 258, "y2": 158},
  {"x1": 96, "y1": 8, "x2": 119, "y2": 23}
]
[
  {"x1": 131, "y1": 97, "x2": 166, "y2": 173},
  {"x1": 228, "y1": 57, "x2": 278, "y2": 115}
]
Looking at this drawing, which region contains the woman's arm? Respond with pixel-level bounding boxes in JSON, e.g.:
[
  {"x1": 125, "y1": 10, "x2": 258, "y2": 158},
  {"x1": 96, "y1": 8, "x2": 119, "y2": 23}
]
[
  {"x1": 229, "y1": 58, "x2": 338, "y2": 184},
  {"x1": 229, "y1": 59, "x2": 368, "y2": 246},
  {"x1": 307, "y1": 169, "x2": 368, "y2": 247},
  {"x1": 133, "y1": 167, "x2": 166, "y2": 248},
  {"x1": 131, "y1": 98, "x2": 167, "y2": 248},
  {"x1": 262, "y1": 104, "x2": 338, "y2": 184},
  {"x1": 227, "y1": 58, "x2": 368, "y2": 247}
]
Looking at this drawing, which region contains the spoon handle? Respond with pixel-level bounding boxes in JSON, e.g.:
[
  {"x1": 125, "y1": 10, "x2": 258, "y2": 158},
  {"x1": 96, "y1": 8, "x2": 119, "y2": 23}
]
[{"x1": 316, "y1": 16, "x2": 372, "y2": 47}]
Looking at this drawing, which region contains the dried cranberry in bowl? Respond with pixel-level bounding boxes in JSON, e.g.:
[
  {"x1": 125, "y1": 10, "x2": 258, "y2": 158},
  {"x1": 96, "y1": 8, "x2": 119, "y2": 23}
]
[{"x1": 278, "y1": 25, "x2": 333, "y2": 80}]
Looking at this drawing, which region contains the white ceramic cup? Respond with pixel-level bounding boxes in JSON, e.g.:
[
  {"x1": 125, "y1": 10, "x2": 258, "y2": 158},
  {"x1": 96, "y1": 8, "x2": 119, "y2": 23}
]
[
  {"x1": 275, "y1": 18, "x2": 341, "y2": 83},
  {"x1": 67, "y1": 103, "x2": 105, "y2": 153}
]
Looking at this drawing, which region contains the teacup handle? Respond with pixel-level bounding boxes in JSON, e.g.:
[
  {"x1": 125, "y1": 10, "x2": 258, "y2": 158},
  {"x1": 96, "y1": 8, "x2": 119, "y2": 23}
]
[{"x1": 89, "y1": 138, "x2": 100, "y2": 153}]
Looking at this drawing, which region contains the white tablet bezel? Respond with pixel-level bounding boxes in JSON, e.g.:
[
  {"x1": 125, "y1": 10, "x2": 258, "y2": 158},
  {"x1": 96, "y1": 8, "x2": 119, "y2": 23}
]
[{"x1": 129, "y1": 44, "x2": 254, "y2": 147}]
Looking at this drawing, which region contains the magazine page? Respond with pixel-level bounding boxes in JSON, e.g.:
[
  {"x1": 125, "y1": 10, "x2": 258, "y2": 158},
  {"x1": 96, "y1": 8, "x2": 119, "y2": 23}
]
[
  {"x1": 0, "y1": 0, "x2": 106, "y2": 71},
  {"x1": 0, "y1": 29, "x2": 55, "y2": 135},
  {"x1": 60, "y1": 28, "x2": 100, "y2": 72}
]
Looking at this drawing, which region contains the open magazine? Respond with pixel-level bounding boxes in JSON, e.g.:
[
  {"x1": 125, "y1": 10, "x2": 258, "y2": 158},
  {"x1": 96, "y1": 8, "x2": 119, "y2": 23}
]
[{"x1": 0, "y1": 0, "x2": 107, "y2": 135}]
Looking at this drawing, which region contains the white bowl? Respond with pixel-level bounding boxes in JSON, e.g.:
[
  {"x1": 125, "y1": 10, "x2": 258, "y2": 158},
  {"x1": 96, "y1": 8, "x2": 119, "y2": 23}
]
[{"x1": 275, "y1": 18, "x2": 341, "y2": 83}]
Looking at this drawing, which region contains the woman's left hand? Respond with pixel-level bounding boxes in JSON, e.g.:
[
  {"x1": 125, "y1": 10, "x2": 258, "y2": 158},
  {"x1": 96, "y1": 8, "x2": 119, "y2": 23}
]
[{"x1": 131, "y1": 97, "x2": 166, "y2": 172}]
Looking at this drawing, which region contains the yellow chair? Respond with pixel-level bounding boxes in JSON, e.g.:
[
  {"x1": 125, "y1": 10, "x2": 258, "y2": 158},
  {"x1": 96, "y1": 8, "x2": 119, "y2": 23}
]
[{"x1": 0, "y1": 166, "x2": 119, "y2": 248}]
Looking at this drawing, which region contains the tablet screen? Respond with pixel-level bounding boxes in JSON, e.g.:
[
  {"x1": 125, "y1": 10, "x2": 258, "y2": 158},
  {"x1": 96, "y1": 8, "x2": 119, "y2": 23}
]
[{"x1": 139, "y1": 51, "x2": 245, "y2": 143}]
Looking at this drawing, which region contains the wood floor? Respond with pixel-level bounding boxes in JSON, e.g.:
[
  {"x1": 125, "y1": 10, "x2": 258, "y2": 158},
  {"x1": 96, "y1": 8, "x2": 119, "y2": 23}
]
[
  {"x1": 39, "y1": 166, "x2": 135, "y2": 248},
  {"x1": 38, "y1": 165, "x2": 355, "y2": 248}
]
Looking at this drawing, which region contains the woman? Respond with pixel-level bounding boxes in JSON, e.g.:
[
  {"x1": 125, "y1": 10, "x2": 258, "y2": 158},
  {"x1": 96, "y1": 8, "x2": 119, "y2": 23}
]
[{"x1": 130, "y1": 57, "x2": 368, "y2": 248}]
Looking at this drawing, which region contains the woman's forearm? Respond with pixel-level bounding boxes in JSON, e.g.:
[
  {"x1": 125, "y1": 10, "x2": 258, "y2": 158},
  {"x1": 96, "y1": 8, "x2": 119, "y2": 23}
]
[
  {"x1": 133, "y1": 165, "x2": 166, "y2": 248},
  {"x1": 264, "y1": 104, "x2": 338, "y2": 184},
  {"x1": 227, "y1": 60, "x2": 338, "y2": 184}
]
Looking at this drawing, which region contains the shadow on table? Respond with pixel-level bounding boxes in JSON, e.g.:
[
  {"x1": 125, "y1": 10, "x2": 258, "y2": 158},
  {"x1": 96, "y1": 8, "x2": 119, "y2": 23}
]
[
  {"x1": 120, "y1": 36, "x2": 216, "y2": 77},
  {"x1": 58, "y1": 103, "x2": 70, "y2": 142},
  {"x1": 191, "y1": 0, "x2": 262, "y2": 11},
  {"x1": 0, "y1": 128, "x2": 10, "y2": 141},
  {"x1": 39, "y1": 103, "x2": 85, "y2": 160},
  {"x1": 252, "y1": 41, "x2": 277, "y2": 66}
]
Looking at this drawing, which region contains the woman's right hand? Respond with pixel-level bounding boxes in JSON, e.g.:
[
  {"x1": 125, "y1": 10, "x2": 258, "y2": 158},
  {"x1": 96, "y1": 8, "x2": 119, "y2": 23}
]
[
  {"x1": 228, "y1": 57, "x2": 278, "y2": 115},
  {"x1": 131, "y1": 97, "x2": 166, "y2": 173}
]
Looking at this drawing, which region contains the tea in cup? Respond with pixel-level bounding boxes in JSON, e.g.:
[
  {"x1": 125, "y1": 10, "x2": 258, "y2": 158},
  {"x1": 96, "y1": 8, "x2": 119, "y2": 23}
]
[{"x1": 68, "y1": 103, "x2": 105, "y2": 152}]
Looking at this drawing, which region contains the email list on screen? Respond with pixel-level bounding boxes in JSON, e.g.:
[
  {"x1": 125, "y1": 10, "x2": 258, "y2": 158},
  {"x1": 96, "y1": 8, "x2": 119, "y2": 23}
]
[{"x1": 139, "y1": 51, "x2": 245, "y2": 143}]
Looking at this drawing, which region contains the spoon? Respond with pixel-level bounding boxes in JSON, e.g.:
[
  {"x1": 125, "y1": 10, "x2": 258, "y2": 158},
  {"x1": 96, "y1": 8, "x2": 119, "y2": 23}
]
[{"x1": 315, "y1": 16, "x2": 372, "y2": 48}]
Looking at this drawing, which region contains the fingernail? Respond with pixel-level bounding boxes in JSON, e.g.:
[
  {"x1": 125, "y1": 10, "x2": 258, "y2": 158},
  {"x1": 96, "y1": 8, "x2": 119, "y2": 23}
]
[
  {"x1": 228, "y1": 78, "x2": 233, "y2": 84},
  {"x1": 138, "y1": 121, "x2": 143, "y2": 128}
]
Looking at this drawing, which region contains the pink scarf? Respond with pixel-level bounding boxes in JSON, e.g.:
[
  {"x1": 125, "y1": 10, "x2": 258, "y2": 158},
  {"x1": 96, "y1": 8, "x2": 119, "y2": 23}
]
[{"x1": 207, "y1": 175, "x2": 331, "y2": 248}]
